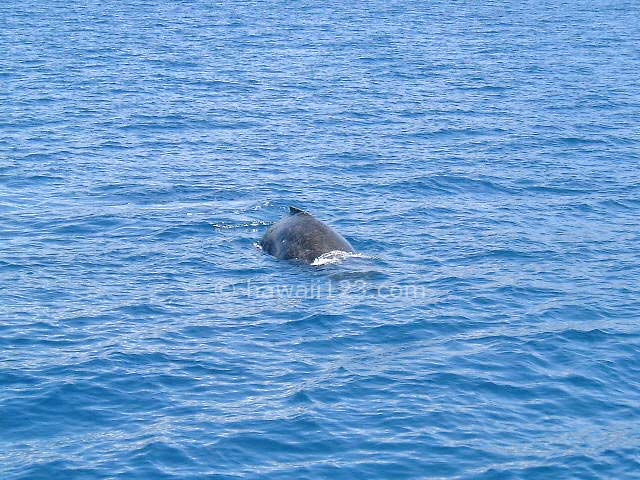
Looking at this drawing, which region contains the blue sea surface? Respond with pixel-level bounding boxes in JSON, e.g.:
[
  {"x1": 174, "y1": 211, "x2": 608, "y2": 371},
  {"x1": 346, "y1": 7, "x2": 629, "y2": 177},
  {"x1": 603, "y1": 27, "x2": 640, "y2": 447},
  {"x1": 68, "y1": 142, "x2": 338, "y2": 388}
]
[{"x1": 2, "y1": 1, "x2": 640, "y2": 479}]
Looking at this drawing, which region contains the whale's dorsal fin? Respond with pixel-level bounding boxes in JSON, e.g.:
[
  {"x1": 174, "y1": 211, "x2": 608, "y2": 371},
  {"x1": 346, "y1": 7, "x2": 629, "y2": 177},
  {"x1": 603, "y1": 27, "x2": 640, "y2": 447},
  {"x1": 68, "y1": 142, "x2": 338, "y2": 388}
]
[{"x1": 289, "y1": 206, "x2": 308, "y2": 215}]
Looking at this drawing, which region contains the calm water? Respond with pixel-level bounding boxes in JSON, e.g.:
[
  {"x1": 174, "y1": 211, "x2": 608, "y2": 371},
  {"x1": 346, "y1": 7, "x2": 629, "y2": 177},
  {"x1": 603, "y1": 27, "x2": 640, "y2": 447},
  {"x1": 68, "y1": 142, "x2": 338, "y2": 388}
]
[{"x1": 2, "y1": 1, "x2": 640, "y2": 479}]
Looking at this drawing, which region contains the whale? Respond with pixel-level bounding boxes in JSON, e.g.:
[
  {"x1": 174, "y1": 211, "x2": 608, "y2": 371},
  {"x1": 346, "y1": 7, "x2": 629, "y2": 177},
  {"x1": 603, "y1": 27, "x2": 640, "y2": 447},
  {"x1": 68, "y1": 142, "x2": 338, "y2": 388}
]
[{"x1": 260, "y1": 207, "x2": 355, "y2": 264}]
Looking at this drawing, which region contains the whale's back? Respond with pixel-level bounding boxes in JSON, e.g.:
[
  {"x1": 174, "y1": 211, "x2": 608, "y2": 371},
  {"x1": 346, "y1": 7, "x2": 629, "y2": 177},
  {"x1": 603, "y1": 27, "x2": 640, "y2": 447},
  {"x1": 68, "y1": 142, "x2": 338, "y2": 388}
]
[{"x1": 260, "y1": 208, "x2": 354, "y2": 263}]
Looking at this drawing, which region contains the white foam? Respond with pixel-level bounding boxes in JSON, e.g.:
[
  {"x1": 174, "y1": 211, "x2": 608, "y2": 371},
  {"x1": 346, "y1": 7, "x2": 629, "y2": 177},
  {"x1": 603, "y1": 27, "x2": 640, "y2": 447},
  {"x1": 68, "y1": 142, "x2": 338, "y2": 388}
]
[{"x1": 311, "y1": 250, "x2": 369, "y2": 266}]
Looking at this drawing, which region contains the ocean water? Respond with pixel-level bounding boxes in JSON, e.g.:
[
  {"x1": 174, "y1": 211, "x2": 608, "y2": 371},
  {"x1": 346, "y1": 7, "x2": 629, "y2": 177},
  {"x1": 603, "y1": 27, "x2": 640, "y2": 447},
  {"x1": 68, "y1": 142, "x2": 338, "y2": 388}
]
[{"x1": 2, "y1": 1, "x2": 640, "y2": 478}]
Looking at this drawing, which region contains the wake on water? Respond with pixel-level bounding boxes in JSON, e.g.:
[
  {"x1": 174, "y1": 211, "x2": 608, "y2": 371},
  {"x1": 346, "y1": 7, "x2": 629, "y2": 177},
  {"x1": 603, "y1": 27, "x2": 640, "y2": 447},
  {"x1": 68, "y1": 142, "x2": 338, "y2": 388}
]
[
  {"x1": 255, "y1": 243, "x2": 368, "y2": 266},
  {"x1": 311, "y1": 250, "x2": 369, "y2": 266}
]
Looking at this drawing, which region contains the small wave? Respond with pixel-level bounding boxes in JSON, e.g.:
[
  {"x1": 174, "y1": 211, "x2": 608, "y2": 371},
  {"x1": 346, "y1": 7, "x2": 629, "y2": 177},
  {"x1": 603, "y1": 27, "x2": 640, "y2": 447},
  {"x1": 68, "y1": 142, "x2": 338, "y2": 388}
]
[
  {"x1": 212, "y1": 221, "x2": 272, "y2": 230},
  {"x1": 311, "y1": 251, "x2": 370, "y2": 266}
]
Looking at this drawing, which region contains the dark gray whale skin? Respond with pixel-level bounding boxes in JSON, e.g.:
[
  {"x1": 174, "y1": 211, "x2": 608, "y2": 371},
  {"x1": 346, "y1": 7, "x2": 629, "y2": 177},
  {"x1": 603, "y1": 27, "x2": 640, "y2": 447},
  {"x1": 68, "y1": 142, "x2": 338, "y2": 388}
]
[{"x1": 260, "y1": 207, "x2": 355, "y2": 263}]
